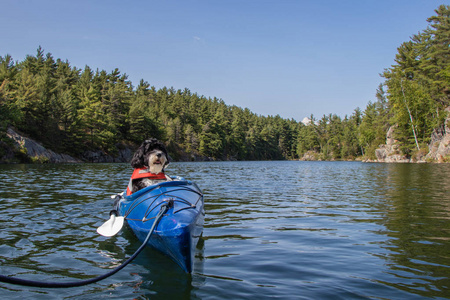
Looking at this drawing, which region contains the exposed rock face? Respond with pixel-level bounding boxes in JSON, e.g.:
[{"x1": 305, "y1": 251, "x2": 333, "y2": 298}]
[
  {"x1": 376, "y1": 107, "x2": 450, "y2": 163},
  {"x1": 375, "y1": 125, "x2": 411, "y2": 163},
  {"x1": 425, "y1": 107, "x2": 450, "y2": 163},
  {"x1": 6, "y1": 127, "x2": 82, "y2": 163},
  {"x1": 300, "y1": 150, "x2": 320, "y2": 161},
  {"x1": 5, "y1": 127, "x2": 133, "y2": 163}
]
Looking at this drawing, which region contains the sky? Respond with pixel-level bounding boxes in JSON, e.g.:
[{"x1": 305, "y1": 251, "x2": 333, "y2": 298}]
[{"x1": 0, "y1": 0, "x2": 447, "y2": 121}]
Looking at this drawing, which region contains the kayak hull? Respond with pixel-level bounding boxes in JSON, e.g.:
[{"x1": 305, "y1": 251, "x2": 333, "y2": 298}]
[{"x1": 116, "y1": 178, "x2": 204, "y2": 273}]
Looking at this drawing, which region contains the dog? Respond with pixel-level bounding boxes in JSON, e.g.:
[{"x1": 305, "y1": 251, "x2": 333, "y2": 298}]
[{"x1": 127, "y1": 138, "x2": 172, "y2": 195}]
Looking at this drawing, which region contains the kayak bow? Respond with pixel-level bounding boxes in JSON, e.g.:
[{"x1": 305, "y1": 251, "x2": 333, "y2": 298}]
[{"x1": 115, "y1": 177, "x2": 204, "y2": 273}]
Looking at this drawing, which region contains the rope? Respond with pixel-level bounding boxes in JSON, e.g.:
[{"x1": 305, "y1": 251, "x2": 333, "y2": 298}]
[{"x1": 0, "y1": 201, "x2": 171, "y2": 288}]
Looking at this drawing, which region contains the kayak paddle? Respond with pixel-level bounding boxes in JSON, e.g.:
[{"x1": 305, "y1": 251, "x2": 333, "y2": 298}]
[{"x1": 97, "y1": 210, "x2": 124, "y2": 237}]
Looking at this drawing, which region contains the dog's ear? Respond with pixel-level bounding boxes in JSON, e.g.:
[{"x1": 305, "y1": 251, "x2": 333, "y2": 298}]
[
  {"x1": 163, "y1": 156, "x2": 170, "y2": 170},
  {"x1": 130, "y1": 144, "x2": 146, "y2": 168}
]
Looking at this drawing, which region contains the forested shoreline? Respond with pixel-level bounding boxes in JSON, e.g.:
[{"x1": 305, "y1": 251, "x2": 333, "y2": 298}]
[{"x1": 1, "y1": 5, "x2": 449, "y2": 163}]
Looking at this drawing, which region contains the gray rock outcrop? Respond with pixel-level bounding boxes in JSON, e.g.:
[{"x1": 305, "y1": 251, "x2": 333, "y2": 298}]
[
  {"x1": 375, "y1": 125, "x2": 411, "y2": 163},
  {"x1": 425, "y1": 107, "x2": 450, "y2": 162},
  {"x1": 376, "y1": 107, "x2": 450, "y2": 163},
  {"x1": 6, "y1": 127, "x2": 82, "y2": 163},
  {"x1": 6, "y1": 127, "x2": 134, "y2": 163}
]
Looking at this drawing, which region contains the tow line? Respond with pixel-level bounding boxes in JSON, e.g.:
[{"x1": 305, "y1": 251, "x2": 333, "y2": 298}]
[{"x1": 0, "y1": 202, "x2": 170, "y2": 288}]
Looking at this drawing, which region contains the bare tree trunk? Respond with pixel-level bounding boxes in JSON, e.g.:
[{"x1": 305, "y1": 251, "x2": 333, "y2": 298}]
[{"x1": 401, "y1": 79, "x2": 420, "y2": 151}]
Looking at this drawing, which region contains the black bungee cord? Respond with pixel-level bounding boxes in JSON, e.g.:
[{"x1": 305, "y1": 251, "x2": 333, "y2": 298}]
[{"x1": 0, "y1": 201, "x2": 172, "y2": 288}]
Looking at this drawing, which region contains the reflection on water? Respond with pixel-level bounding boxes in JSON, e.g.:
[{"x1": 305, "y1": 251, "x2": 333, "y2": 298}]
[
  {"x1": 379, "y1": 164, "x2": 450, "y2": 297},
  {"x1": 0, "y1": 162, "x2": 449, "y2": 299}
]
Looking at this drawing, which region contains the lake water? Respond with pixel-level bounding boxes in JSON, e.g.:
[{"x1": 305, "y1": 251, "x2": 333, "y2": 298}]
[{"x1": 0, "y1": 161, "x2": 449, "y2": 299}]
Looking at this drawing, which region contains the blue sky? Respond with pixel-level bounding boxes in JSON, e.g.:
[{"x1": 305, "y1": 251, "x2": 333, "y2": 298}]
[{"x1": 1, "y1": 0, "x2": 446, "y2": 121}]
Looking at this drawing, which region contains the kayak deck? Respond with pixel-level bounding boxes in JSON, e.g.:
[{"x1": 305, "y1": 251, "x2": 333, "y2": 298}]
[{"x1": 116, "y1": 178, "x2": 204, "y2": 272}]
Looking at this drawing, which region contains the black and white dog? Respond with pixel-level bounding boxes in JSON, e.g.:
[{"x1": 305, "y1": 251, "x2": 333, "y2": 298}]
[{"x1": 127, "y1": 138, "x2": 172, "y2": 195}]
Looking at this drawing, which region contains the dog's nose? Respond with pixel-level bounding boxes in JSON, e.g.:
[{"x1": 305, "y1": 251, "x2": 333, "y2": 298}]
[{"x1": 156, "y1": 153, "x2": 162, "y2": 158}]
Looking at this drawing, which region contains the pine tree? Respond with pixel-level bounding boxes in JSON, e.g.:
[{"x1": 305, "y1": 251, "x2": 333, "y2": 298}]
[{"x1": 382, "y1": 5, "x2": 449, "y2": 156}]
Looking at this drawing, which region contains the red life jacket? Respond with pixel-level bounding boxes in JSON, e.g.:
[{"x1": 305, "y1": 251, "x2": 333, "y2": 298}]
[{"x1": 126, "y1": 167, "x2": 167, "y2": 195}]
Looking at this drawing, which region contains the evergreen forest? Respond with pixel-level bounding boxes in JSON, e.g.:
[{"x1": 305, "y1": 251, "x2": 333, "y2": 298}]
[{"x1": 0, "y1": 5, "x2": 449, "y2": 162}]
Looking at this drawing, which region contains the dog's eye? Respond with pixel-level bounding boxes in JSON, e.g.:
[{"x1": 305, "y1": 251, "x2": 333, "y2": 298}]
[{"x1": 149, "y1": 150, "x2": 162, "y2": 155}]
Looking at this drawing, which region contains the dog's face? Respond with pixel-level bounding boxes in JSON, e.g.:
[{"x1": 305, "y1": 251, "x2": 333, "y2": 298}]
[
  {"x1": 147, "y1": 149, "x2": 168, "y2": 174},
  {"x1": 130, "y1": 138, "x2": 170, "y2": 173}
]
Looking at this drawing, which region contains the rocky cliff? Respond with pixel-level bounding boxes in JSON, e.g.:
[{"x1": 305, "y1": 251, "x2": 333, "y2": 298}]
[
  {"x1": 375, "y1": 107, "x2": 450, "y2": 163},
  {"x1": 6, "y1": 127, "x2": 82, "y2": 163},
  {"x1": 425, "y1": 107, "x2": 450, "y2": 162},
  {"x1": 4, "y1": 127, "x2": 133, "y2": 163},
  {"x1": 375, "y1": 125, "x2": 411, "y2": 163}
]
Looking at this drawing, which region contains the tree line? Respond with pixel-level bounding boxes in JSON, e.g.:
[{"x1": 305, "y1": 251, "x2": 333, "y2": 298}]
[{"x1": 0, "y1": 5, "x2": 448, "y2": 162}]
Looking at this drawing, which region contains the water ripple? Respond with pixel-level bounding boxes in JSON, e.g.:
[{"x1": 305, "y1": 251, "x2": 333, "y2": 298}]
[{"x1": 0, "y1": 162, "x2": 449, "y2": 299}]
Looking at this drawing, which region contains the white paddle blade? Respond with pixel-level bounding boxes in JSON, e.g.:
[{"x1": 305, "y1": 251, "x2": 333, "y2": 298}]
[{"x1": 97, "y1": 215, "x2": 125, "y2": 237}]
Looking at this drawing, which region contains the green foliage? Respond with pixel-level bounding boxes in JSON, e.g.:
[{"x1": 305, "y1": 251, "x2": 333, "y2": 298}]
[
  {"x1": 357, "y1": 84, "x2": 390, "y2": 159},
  {"x1": 0, "y1": 55, "x2": 21, "y2": 140},
  {"x1": 0, "y1": 6, "x2": 447, "y2": 162},
  {"x1": 382, "y1": 5, "x2": 450, "y2": 156},
  {"x1": 0, "y1": 47, "x2": 309, "y2": 160}
]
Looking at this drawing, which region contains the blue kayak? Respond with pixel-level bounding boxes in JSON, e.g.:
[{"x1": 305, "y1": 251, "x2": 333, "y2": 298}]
[{"x1": 115, "y1": 177, "x2": 204, "y2": 273}]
